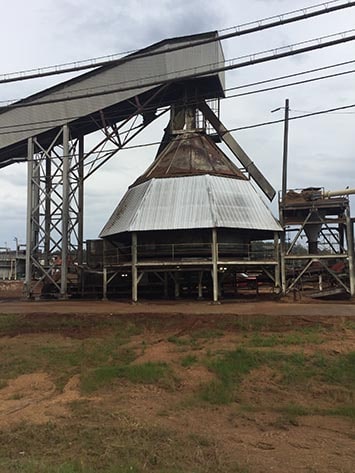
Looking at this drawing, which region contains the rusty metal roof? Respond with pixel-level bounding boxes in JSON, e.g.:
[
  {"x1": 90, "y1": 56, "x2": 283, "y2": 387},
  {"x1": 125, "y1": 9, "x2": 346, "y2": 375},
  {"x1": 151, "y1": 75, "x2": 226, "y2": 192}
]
[
  {"x1": 100, "y1": 175, "x2": 282, "y2": 237},
  {"x1": 132, "y1": 132, "x2": 246, "y2": 186}
]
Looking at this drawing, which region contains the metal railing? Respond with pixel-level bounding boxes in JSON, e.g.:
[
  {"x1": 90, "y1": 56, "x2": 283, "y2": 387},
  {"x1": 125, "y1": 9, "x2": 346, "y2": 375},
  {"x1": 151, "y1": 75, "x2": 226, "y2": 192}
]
[{"x1": 103, "y1": 242, "x2": 276, "y2": 266}]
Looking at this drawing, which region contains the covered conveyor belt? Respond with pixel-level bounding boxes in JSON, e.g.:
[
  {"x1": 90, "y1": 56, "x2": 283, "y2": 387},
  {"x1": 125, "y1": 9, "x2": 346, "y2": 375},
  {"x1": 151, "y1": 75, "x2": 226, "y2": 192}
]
[{"x1": 0, "y1": 31, "x2": 225, "y2": 166}]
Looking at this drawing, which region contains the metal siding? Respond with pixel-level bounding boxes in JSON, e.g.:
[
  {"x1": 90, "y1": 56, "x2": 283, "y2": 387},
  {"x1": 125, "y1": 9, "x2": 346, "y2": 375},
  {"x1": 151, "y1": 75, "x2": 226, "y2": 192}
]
[
  {"x1": 99, "y1": 180, "x2": 150, "y2": 237},
  {"x1": 0, "y1": 34, "x2": 224, "y2": 154},
  {"x1": 130, "y1": 177, "x2": 212, "y2": 231},
  {"x1": 100, "y1": 175, "x2": 281, "y2": 237},
  {"x1": 210, "y1": 177, "x2": 281, "y2": 230}
]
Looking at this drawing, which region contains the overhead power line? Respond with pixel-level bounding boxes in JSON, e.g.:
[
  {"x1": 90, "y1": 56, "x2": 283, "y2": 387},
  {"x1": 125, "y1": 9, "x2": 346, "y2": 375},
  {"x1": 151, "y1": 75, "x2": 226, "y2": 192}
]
[
  {"x1": 6, "y1": 102, "x2": 355, "y2": 166},
  {"x1": 2, "y1": 57, "x2": 355, "y2": 107},
  {"x1": 0, "y1": 65, "x2": 354, "y2": 136},
  {"x1": 0, "y1": 0, "x2": 354, "y2": 84},
  {"x1": 226, "y1": 58, "x2": 355, "y2": 92},
  {"x1": 2, "y1": 28, "x2": 355, "y2": 112}
]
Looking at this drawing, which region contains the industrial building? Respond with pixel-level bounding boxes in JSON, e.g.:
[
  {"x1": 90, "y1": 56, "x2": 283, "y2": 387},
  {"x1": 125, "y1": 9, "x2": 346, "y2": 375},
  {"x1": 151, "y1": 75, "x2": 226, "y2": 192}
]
[{"x1": 0, "y1": 30, "x2": 353, "y2": 301}]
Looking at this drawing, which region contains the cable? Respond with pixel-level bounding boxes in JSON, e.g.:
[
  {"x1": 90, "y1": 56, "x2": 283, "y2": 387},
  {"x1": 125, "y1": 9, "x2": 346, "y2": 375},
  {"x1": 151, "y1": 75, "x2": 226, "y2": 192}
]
[
  {"x1": 228, "y1": 67, "x2": 355, "y2": 99},
  {"x1": 0, "y1": 66, "x2": 355, "y2": 136},
  {"x1": 226, "y1": 58, "x2": 355, "y2": 92},
  {"x1": 1, "y1": 28, "x2": 355, "y2": 114},
  {"x1": 229, "y1": 103, "x2": 355, "y2": 132},
  {"x1": 10, "y1": 102, "x2": 355, "y2": 164},
  {"x1": 2, "y1": 56, "x2": 355, "y2": 107},
  {"x1": 1, "y1": 0, "x2": 354, "y2": 84}
]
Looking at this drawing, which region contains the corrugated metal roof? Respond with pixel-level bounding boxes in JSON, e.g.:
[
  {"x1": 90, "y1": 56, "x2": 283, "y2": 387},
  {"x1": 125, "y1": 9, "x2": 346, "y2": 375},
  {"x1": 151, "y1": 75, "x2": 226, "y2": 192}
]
[
  {"x1": 100, "y1": 175, "x2": 282, "y2": 237},
  {"x1": 132, "y1": 132, "x2": 246, "y2": 186},
  {"x1": 0, "y1": 32, "x2": 225, "y2": 165}
]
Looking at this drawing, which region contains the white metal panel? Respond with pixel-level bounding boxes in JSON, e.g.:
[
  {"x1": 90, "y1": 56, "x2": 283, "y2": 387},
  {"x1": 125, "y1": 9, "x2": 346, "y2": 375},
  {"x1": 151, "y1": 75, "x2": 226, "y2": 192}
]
[
  {"x1": 210, "y1": 176, "x2": 281, "y2": 230},
  {"x1": 100, "y1": 175, "x2": 281, "y2": 237},
  {"x1": 100, "y1": 180, "x2": 150, "y2": 237}
]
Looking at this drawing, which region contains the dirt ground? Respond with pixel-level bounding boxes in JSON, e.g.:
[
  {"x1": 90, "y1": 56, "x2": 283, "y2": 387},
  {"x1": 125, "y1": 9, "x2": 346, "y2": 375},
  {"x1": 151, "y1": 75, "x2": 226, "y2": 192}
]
[{"x1": 0, "y1": 297, "x2": 354, "y2": 473}]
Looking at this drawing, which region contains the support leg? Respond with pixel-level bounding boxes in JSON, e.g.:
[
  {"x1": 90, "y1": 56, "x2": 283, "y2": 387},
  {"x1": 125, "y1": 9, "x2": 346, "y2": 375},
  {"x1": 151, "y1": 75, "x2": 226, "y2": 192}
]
[
  {"x1": 132, "y1": 232, "x2": 138, "y2": 303},
  {"x1": 25, "y1": 138, "x2": 34, "y2": 299},
  {"x1": 212, "y1": 228, "x2": 219, "y2": 303},
  {"x1": 60, "y1": 124, "x2": 70, "y2": 299}
]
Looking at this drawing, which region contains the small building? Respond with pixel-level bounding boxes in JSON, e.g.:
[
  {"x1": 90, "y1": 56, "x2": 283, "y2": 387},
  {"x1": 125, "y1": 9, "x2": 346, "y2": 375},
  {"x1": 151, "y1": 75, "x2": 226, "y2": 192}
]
[{"x1": 99, "y1": 117, "x2": 282, "y2": 302}]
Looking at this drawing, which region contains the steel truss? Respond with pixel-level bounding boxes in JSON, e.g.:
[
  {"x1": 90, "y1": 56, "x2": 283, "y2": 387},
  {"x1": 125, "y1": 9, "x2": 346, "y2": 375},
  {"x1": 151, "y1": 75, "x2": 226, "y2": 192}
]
[
  {"x1": 25, "y1": 126, "x2": 83, "y2": 298},
  {"x1": 279, "y1": 194, "x2": 355, "y2": 297},
  {"x1": 24, "y1": 89, "x2": 167, "y2": 298}
]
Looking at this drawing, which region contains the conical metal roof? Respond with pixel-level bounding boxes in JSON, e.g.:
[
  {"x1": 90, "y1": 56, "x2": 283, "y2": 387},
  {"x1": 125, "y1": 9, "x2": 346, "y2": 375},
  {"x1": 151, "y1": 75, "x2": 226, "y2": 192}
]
[
  {"x1": 100, "y1": 175, "x2": 281, "y2": 237},
  {"x1": 100, "y1": 131, "x2": 281, "y2": 237},
  {"x1": 131, "y1": 132, "x2": 246, "y2": 187}
]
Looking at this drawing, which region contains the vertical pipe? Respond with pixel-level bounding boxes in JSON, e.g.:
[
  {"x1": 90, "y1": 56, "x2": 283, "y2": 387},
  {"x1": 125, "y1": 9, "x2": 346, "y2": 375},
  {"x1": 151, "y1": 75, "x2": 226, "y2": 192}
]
[
  {"x1": 212, "y1": 228, "x2": 219, "y2": 303},
  {"x1": 280, "y1": 233, "x2": 287, "y2": 295},
  {"x1": 163, "y1": 272, "x2": 168, "y2": 299},
  {"x1": 60, "y1": 124, "x2": 70, "y2": 298},
  {"x1": 274, "y1": 231, "x2": 281, "y2": 292},
  {"x1": 102, "y1": 267, "x2": 108, "y2": 300},
  {"x1": 132, "y1": 232, "x2": 138, "y2": 302},
  {"x1": 174, "y1": 272, "x2": 180, "y2": 299},
  {"x1": 197, "y1": 271, "x2": 203, "y2": 300},
  {"x1": 346, "y1": 207, "x2": 355, "y2": 296},
  {"x1": 77, "y1": 135, "x2": 84, "y2": 265},
  {"x1": 25, "y1": 138, "x2": 34, "y2": 298}
]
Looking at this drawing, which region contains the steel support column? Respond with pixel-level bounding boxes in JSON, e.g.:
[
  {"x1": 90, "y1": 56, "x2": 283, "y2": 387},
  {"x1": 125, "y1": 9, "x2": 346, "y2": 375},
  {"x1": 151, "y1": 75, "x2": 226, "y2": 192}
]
[
  {"x1": 77, "y1": 135, "x2": 84, "y2": 265},
  {"x1": 60, "y1": 124, "x2": 70, "y2": 299},
  {"x1": 274, "y1": 232, "x2": 281, "y2": 293},
  {"x1": 25, "y1": 138, "x2": 34, "y2": 298},
  {"x1": 103, "y1": 267, "x2": 108, "y2": 300},
  {"x1": 24, "y1": 125, "x2": 83, "y2": 299},
  {"x1": 132, "y1": 232, "x2": 138, "y2": 303},
  {"x1": 212, "y1": 228, "x2": 219, "y2": 303},
  {"x1": 346, "y1": 207, "x2": 355, "y2": 296}
]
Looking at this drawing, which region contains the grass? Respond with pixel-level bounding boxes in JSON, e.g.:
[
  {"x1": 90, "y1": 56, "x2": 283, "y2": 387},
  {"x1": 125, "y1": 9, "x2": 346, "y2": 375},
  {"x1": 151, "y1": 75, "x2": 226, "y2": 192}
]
[
  {"x1": 168, "y1": 328, "x2": 224, "y2": 349},
  {"x1": 248, "y1": 330, "x2": 324, "y2": 347},
  {"x1": 0, "y1": 412, "x2": 247, "y2": 473},
  {"x1": 0, "y1": 326, "x2": 139, "y2": 389},
  {"x1": 81, "y1": 361, "x2": 176, "y2": 393},
  {"x1": 180, "y1": 354, "x2": 198, "y2": 367},
  {"x1": 0, "y1": 311, "x2": 354, "y2": 473},
  {"x1": 0, "y1": 313, "x2": 142, "y2": 337},
  {"x1": 199, "y1": 348, "x2": 259, "y2": 404},
  {"x1": 197, "y1": 347, "x2": 355, "y2": 405}
]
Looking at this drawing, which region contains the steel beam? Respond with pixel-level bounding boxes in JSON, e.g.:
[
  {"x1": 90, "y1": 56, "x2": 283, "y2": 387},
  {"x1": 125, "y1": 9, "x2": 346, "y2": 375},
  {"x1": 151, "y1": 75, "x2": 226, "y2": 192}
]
[
  {"x1": 198, "y1": 101, "x2": 276, "y2": 201},
  {"x1": 212, "y1": 228, "x2": 219, "y2": 303},
  {"x1": 346, "y1": 207, "x2": 355, "y2": 296},
  {"x1": 132, "y1": 232, "x2": 138, "y2": 303},
  {"x1": 25, "y1": 138, "x2": 34, "y2": 298},
  {"x1": 60, "y1": 124, "x2": 70, "y2": 298}
]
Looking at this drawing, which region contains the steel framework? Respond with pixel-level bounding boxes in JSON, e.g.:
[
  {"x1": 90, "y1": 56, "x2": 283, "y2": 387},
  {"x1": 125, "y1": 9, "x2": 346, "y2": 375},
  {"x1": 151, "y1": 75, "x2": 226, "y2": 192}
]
[
  {"x1": 24, "y1": 95, "x2": 167, "y2": 298},
  {"x1": 279, "y1": 190, "x2": 355, "y2": 297}
]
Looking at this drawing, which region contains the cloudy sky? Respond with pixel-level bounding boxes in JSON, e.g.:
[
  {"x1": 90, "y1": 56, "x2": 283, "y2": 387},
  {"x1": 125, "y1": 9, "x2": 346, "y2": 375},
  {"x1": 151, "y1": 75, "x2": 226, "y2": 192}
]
[{"x1": 0, "y1": 0, "x2": 354, "y2": 248}]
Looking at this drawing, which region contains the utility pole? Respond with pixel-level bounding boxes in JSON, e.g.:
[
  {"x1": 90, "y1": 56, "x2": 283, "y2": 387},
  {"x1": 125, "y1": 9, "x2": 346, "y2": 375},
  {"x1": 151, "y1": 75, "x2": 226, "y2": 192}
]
[
  {"x1": 282, "y1": 98, "x2": 290, "y2": 202},
  {"x1": 272, "y1": 99, "x2": 290, "y2": 295}
]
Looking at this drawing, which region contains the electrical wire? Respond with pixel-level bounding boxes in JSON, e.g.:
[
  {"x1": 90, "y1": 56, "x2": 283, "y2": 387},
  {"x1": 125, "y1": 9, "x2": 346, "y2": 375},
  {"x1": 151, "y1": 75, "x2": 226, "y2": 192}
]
[
  {"x1": 0, "y1": 65, "x2": 354, "y2": 136},
  {"x1": 1, "y1": 28, "x2": 355, "y2": 113},
  {"x1": 1, "y1": 0, "x2": 354, "y2": 84},
  {"x1": 2, "y1": 56, "x2": 355, "y2": 107},
  {"x1": 9, "y1": 102, "x2": 355, "y2": 167}
]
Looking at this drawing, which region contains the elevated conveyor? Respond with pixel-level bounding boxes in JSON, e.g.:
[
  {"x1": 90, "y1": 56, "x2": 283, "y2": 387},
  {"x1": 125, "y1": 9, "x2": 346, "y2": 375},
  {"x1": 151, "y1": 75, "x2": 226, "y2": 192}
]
[{"x1": 0, "y1": 32, "x2": 225, "y2": 167}]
